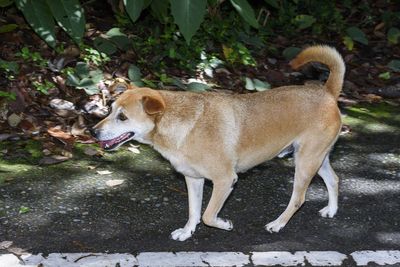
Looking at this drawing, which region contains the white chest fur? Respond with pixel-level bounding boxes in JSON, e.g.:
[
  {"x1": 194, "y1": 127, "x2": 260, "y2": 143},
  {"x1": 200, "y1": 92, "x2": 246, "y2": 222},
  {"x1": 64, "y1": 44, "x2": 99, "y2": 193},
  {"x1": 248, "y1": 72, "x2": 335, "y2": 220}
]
[{"x1": 158, "y1": 149, "x2": 202, "y2": 178}]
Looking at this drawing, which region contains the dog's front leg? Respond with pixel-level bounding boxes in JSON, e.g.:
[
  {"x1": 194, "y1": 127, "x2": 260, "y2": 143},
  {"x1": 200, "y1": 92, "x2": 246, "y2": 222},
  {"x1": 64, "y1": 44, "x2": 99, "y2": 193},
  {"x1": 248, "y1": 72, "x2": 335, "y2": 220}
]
[
  {"x1": 170, "y1": 176, "x2": 204, "y2": 241},
  {"x1": 202, "y1": 174, "x2": 237, "y2": 230}
]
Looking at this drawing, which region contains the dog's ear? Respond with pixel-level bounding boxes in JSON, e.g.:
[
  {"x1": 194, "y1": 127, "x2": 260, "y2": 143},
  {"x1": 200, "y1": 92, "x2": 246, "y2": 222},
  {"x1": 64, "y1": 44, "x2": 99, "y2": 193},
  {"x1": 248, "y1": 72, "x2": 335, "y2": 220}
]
[{"x1": 142, "y1": 95, "x2": 165, "y2": 115}]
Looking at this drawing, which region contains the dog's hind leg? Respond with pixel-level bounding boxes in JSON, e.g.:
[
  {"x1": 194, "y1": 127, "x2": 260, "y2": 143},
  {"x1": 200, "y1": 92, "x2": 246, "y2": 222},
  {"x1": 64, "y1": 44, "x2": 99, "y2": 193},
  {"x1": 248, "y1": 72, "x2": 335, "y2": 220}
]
[
  {"x1": 317, "y1": 155, "x2": 339, "y2": 218},
  {"x1": 171, "y1": 176, "x2": 204, "y2": 241},
  {"x1": 202, "y1": 173, "x2": 238, "y2": 230},
  {"x1": 265, "y1": 140, "x2": 331, "y2": 233}
]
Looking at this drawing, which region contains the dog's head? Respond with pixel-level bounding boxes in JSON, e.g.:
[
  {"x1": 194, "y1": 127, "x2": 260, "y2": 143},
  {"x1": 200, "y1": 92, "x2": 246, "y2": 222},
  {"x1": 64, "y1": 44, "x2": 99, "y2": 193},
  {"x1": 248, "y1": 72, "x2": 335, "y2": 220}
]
[{"x1": 91, "y1": 87, "x2": 165, "y2": 150}]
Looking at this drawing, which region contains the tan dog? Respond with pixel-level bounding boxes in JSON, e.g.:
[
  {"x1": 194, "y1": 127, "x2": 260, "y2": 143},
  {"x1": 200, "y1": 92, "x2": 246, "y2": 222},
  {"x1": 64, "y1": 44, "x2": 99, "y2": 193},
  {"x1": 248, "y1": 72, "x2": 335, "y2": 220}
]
[{"x1": 92, "y1": 45, "x2": 345, "y2": 241}]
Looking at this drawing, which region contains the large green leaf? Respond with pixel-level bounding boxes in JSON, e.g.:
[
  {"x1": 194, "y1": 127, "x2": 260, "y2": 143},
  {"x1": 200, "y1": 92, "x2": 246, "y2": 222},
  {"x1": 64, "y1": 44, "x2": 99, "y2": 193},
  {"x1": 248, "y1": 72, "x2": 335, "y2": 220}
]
[
  {"x1": 346, "y1": 26, "x2": 368, "y2": 45},
  {"x1": 46, "y1": 0, "x2": 85, "y2": 44},
  {"x1": 124, "y1": 0, "x2": 144, "y2": 23},
  {"x1": 151, "y1": 0, "x2": 169, "y2": 23},
  {"x1": 128, "y1": 64, "x2": 144, "y2": 86},
  {"x1": 94, "y1": 37, "x2": 117, "y2": 55},
  {"x1": 229, "y1": 0, "x2": 259, "y2": 29},
  {"x1": 170, "y1": 0, "x2": 207, "y2": 44},
  {"x1": 187, "y1": 82, "x2": 210, "y2": 92},
  {"x1": 106, "y1": 28, "x2": 130, "y2": 49},
  {"x1": 15, "y1": 0, "x2": 56, "y2": 48}
]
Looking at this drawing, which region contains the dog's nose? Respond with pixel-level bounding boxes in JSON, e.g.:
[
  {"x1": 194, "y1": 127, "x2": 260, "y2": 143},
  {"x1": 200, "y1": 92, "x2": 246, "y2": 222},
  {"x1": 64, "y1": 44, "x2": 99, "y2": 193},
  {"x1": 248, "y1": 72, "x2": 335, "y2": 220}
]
[{"x1": 89, "y1": 128, "x2": 99, "y2": 138}]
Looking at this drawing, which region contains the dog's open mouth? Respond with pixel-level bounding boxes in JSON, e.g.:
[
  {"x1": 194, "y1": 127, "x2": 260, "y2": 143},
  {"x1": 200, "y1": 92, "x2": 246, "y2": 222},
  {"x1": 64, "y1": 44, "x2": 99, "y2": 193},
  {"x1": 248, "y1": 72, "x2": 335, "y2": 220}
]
[{"x1": 99, "y1": 132, "x2": 135, "y2": 150}]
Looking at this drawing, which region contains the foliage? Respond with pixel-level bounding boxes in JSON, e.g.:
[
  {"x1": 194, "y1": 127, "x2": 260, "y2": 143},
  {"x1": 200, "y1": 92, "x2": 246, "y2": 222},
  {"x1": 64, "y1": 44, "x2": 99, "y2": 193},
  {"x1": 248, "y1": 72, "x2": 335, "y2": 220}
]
[
  {"x1": 282, "y1": 47, "x2": 301, "y2": 60},
  {"x1": 245, "y1": 77, "x2": 270, "y2": 91},
  {"x1": 128, "y1": 64, "x2": 144, "y2": 86},
  {"x1": 223, "y1": 42, "x2": 256, "y2": 66},
  {"x1": 387, "y1": 60, "x2": 400, "y2": 72},
  {"x1": 13, "y1": 0, "x2": 258, "y2": 46},
  {"x1": 94, "y1": 28, "x2": 131, "y2": 55},
  {"x1": 66, "y1": 62, "x2": 103, "y2": 95},
  {"x1": 387, "y1": 27, "x2": 400, "y2": 45},
  {"x1": 17, "y1": 47, "x2": 47, "y2": 67},
  {"x1": 15, "y1": 0, "x2": 85, "y2": 48},
  {"x1": 32, "y1": 80, "x2": 55, "y2": 95},
  {"x1": 0, "y1": 59, "x2": 19, "y2": 76},
  {"x1": 0, "y1": 91, "x2": 17, "y2": 101},
  {"x1": 80, "y1": 45, "x2": 110, "y2": 66}
]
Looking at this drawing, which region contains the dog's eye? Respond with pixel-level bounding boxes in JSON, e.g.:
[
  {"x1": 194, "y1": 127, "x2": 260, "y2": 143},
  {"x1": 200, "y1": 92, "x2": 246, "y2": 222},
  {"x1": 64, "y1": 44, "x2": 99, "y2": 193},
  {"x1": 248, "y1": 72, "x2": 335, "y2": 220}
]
[{"x1": 118, "y1": 112, "x2": 128, "y2": 121}]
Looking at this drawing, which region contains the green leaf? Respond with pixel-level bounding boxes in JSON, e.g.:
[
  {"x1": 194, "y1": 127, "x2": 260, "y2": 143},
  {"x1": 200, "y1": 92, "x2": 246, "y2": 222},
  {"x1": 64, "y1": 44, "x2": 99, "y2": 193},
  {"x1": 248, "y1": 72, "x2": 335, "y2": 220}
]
[
  {"x1": 151, "y1": 0, "x2": 169, "y2": 23},
  {"x1": 94, "y1": 37, "x2": 118, "y2": 55},
  {"x1": 282, "y1": 47, "x2": 301, "y2": 60},
  {"x1": 245, "y1": 77, "x2": 255, "y2": 90},
  {"x1": 128, "y1": 64, "x2": 142, "y2": 81},
  {"x1": 106, "y1": 28, "x2": 131, "y2": 49},
  {"x1": 15, "y1": 0, "x2": 57, "y2": 48},
  {"x1": 0, "y1": 24, "x2": 18, "y2": 33},
  {"x1": 75, "y1": 62, "x2": 90, "y2": 78},
  {"x1": 294, "y1": 14, "x2": 316, "y2": 30},
  {"x1": 172, "y1": 77, "x2": 187, "y2": 90},
  {"x1": 88, "y1": 69, "x2": 104, "y2": 83},
  {"x1": 187, "y1": 82, "x2": 210, "y2": 92},
  {"x1": 263, "y1": 0, "x2": 279, "y2": 9},
  {"x1": 343, "y1": 36, "x2": 354, "y2": 51},
  {"x1": 0, "y1": 59, "x2": 19, "y2": 74},
  {"x1": 378, "y1": 72, "x2": 391, "y2": 80},
  {"x1": 0, "y1": 0, "x2": 14, "y2": 8},
  {"x1": 0, "y1": 90, "x2": 16, "y2": 101},
  {"x1": 346, "y1": 26, "x2": 368, "y2": 45},
  {"x1": 19, "y1": 206, "x2": 30, "y2": 214},
  {"x1": 387, "y1": 60, "x2": 400, "y2": 72},
  {"x1": 66, "y1": 73, "x2": 80, "y2": 86},
  {"x1": 230, "y1": 0, "x2": 259, "y2": 29},
  {"x1": 170, "y1": 0, "x2": 207, "y2": 44},
  {"x1": 124, "y1": 0, "x2": 144, "y2": 23},
  {"x1": 253, "y1": 78, "x2": 271, "y2": 91},
  {"x1": 387, "y1": 27, "x2": 400, "y2": 45},
  {"x1": 46, "y1": 0, "x2": 85, "y2": 44}
]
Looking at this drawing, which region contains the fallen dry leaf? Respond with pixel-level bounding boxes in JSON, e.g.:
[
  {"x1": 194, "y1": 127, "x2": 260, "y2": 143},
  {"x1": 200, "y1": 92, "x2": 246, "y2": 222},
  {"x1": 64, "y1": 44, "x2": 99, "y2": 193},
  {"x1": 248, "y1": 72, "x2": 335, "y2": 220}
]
[
  {"x1": 97, "y1": 170, "x2": 113, "y2": 175},
  {"x1": 127, "y1": 145, "x2": 140, "y2": 154},
  {"x1": 39, "y1": 155, "x2": 69, "y2": 165},
  {"x1": 7, "y1": 113, "x2": 21, "y2": 127},
  {"x1": 49, "y1": 98, "x2": 75, "y2": 110},
  {"x1": 0, "y1": 241, "x2": 13, "y2": 249},
  {"x1": 106, "y1": 179, "x2": 124, "y2": 187},
  {"x1": 83, "y1": 147, "x2": 100, "y2": 156}
]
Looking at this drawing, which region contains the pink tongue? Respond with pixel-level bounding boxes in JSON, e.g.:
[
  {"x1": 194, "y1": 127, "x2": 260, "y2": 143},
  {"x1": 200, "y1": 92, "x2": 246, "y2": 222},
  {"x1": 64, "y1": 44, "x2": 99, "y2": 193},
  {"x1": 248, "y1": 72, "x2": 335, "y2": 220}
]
[
  {"x1": 99, "y1": 140, "x2": 115, "y2": 149},
  {"x1": 99, "y1": 133, "x2": 130, "y2": 149}
]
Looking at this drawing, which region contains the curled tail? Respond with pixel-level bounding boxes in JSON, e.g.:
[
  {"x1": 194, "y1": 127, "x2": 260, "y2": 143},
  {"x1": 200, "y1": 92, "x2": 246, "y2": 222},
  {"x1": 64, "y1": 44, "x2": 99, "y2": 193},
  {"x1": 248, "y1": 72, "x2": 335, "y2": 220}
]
[{"x1": 290, "y1": 45, "x2": 345, "y2": 100}]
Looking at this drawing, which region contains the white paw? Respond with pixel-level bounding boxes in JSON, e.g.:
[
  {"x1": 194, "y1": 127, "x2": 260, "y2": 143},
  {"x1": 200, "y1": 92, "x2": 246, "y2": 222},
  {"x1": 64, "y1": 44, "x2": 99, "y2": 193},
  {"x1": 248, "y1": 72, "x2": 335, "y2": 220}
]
[
  {"x1": 319, "y1": 206, "x2": 337, "y2": 218},
  {"x1": 265, "y1": 219, "x2": 286, "y2": 233},
  {"x1": 216, "y1": 218, "x2": 233, "y2": 231},
  {"x1": 170, "y1": 228, "x2": 194, "y2": 241}
]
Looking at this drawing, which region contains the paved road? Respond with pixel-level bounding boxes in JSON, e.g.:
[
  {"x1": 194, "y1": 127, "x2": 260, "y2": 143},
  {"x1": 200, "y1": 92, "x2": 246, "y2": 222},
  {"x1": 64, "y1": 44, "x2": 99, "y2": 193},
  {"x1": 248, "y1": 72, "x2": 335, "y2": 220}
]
[{"x1": 1, "y1": 104, "x2": 399, "y2": 262}]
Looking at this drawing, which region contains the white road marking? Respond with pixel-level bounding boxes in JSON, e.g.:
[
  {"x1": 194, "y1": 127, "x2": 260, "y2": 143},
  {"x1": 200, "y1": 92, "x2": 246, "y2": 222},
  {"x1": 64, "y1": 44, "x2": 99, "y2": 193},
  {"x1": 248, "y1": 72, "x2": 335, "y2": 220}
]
[
  {"x1": 137, "y1": 252, "x2": 249, "y2": 266},
  {"x1": 351, "y1": 250, "x2": 400, "y2": 266},
  {"x1": 0, "y1": 250, "x2": 399, "y2": 266}
]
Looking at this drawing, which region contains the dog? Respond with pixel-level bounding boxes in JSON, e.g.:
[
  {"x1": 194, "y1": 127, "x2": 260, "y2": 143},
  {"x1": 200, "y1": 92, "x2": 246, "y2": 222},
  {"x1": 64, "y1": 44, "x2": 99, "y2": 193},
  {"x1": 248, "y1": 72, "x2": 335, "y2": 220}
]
[{"x1": 91, "y1": 45, "x2": 345, "y2": 241}]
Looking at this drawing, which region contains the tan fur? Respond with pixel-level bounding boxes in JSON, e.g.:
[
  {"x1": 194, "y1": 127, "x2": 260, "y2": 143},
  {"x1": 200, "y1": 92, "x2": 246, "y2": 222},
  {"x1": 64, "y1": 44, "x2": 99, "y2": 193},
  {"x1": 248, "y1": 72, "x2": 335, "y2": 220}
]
[{"x1": 93, "y1": 45, "x2": 345, "y2": 239}]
